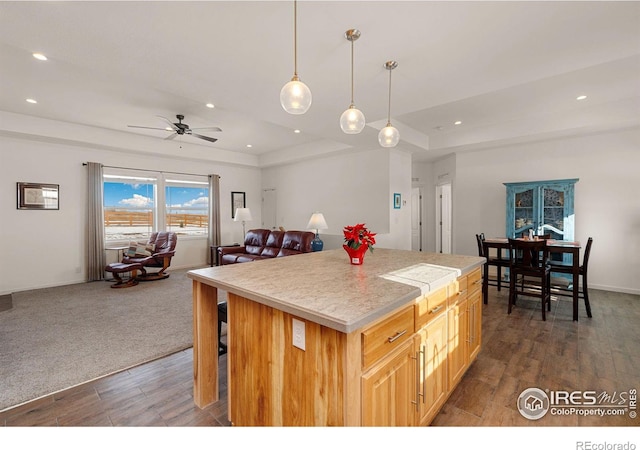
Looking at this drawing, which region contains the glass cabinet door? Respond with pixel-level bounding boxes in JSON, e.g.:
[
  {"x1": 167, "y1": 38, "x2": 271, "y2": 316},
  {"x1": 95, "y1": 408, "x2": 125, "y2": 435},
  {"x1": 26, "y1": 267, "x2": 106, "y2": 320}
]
[
  {"x1": 513, "y1": 187, "x2": 537, "y2": 238},
  {"x1": 540, "y1": 186, "x2": 566, "y2": 240}
]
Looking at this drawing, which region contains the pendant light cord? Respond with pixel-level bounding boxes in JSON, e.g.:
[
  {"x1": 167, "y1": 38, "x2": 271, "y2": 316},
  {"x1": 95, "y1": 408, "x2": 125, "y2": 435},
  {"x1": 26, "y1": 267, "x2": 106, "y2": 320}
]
[
  {"x1": 387, "y1": 68, "x2": 392, "y2": 124},
  {"x1": 350, "y1": 39, "x2": 355, "y2": 106},
  {"x1": 293, "y1": 0, "x2": 298, "y2": 77}
]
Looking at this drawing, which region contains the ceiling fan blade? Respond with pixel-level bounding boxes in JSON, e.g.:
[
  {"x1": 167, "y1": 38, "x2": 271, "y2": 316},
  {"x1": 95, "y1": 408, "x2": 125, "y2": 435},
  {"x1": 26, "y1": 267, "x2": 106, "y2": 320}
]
[
  {"x1": 156, "y1": 115, "x2": 179, "y2": 131},
  {"x1": 164, "y1": 133, "x2": 178, "y2": 141},
  {"x1": 190, "y1": 126, "x2": 222, "y2": 132},
  {"x1": 127, "y1": 125, "x2": 167, "y2": 130},
  {"x1": 191, "y1": 133, "x2": 218, "y2": 143}
]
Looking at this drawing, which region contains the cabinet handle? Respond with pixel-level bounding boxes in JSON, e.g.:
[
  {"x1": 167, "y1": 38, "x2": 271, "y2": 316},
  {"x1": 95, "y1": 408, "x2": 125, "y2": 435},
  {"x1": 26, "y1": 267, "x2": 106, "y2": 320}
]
[
  {"x1": 387, "y1": 329, "x2": 407, "y2": 343},
  {"x1": 458, "y1": 289, "x2": 467, "y2": 296},
  {"x1": 421, "y1": 345, "x2": 426, "y2": 404},
  {"x1": 411, "y1": 351, "x2": 420, "y2": 410},
  {"x1": 473, "y1": 279, "x2": 482, "y2": 286},
  {"x1": 430, "y1": 304, "x2": 444, "y2": 315}
]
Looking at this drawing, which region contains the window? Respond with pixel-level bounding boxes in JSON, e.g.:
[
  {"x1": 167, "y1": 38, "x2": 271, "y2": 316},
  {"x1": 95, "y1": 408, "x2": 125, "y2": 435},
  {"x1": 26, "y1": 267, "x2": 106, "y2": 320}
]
[
  {"x1": 103, "y1": 169, "x2": 208, "y2": 243},
  {"x1": 165, "y1": 179, "x2": 209, "y2": 237}
]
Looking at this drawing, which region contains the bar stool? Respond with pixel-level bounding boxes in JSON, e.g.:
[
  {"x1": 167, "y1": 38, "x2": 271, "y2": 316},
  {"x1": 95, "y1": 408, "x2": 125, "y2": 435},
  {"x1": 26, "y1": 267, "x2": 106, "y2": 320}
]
[{"x1": 218, "y1": 301, "x2": 227, "y2": 356}]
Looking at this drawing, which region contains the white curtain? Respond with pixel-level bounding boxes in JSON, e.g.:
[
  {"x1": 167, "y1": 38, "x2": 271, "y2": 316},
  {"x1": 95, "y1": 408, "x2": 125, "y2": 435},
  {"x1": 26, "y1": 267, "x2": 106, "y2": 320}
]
[
  {"x1": 87, "y1": 162, "x2": 105, "y2": 281},
  {"x1": 208, "y1": 174, "x2": 221, "y2": 265}
]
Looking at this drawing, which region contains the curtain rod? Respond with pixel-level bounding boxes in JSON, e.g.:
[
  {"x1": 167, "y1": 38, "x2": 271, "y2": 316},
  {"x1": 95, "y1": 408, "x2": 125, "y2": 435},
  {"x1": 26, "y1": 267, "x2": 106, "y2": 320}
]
[{"x1": 82, "y1": 162, "x2": 216, "y2": 178}]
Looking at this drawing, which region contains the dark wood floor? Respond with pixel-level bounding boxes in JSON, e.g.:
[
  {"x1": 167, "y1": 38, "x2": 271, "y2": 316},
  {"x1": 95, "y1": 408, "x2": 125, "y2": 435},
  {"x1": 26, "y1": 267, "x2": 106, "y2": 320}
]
[{"x1": 1, "y1": 286, "x2": 638, "y2": 427}]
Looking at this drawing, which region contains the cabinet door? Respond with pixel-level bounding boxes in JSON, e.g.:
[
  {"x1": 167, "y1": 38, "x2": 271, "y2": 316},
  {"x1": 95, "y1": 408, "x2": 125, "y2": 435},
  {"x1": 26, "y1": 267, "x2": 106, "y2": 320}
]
[
  {"x1": 510, "y1": 185, "x2": 539, "y2": 238},
  {"x1": 447, "y1": 298, "x2": 468, "y2": 391},
  {"x1": 418, "y1": 313, "x2": 448, "y2": 425},
  {"x1": 467, "y1": 289, "x2": 482, "y2": 363},
  {"x1": 362, "y1": 336, "x2": 418, "y2": 426}
]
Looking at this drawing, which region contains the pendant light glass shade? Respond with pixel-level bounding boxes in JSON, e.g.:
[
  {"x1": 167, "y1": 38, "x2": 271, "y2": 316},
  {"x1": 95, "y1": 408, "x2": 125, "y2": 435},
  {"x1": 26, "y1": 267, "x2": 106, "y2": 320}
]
[
  {"x1": 340, "y1": 105, "x2": 366, "y2": 134},
  {"x1": 281, "y1": 0, "x2": 311, "y2": 115},
  {"x1": 378, "y1": 122, "x2": 400, "y2": 147},
  {"x1": 281, "y1": 76, "x2": 312, "y2": 115},
  {"x1": 340, "y1": 29, "x2": 365, "y2": 134},
  {"x1": 379, "y1": 60, "x2": 399, "y2": 148}
]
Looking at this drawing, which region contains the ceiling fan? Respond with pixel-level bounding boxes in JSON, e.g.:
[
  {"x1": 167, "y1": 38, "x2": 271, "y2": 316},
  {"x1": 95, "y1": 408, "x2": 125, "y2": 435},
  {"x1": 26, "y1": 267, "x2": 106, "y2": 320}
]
[{"x1": 128, "y1": 114, "x2": 222, "y2": 143}]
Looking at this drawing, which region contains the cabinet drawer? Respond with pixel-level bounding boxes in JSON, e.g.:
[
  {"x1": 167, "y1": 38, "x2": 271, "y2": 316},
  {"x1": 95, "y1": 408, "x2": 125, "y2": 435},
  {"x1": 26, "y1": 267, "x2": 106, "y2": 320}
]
[
  {"x1": 467, "y1": 268, "x2": 482, "y2": 295},
  {"x1": 362, "y1": 305, "x2": 414, "y2": 368},
  {"x1": 449, "y1": 276, "x2": 467, "y2": 306},
  {"x1": 415, "y1": 287, "x2": 448, "y2": 330}
]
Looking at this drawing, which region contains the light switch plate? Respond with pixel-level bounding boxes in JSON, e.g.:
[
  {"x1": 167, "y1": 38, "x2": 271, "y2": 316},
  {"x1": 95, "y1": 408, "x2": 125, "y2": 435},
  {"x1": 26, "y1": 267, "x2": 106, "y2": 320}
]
[{"x1": 292, "y1": 318, "x2": 305, "y2": 351}]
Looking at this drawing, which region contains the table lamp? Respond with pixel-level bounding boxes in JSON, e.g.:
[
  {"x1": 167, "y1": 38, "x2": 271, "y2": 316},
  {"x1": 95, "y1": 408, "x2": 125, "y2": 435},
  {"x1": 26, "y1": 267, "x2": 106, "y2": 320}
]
[
  {"x1": 234, "y1": 207, "x2": 252, "y2": 237},
  {"x1": 307, "y1": 212, "x2": 328, "y2": 251}
]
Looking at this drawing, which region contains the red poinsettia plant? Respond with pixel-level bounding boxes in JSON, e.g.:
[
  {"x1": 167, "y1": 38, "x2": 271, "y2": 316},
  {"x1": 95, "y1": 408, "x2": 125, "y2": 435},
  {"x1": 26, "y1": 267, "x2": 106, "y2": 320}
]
[{"x1": 343, "y1": 223, "x2": 376, "y2": 252}]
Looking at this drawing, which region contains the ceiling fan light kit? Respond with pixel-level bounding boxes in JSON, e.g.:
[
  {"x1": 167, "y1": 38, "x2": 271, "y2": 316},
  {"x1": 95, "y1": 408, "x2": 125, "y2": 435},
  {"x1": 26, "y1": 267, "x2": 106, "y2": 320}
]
[
  {"x1": 378, "y1": 60, "x2": 400, "y2": 148},
  {"x1": 281, "y1": 0, "x2": 312, "y2": 115},
  {"x1": 340, "y1": 29, "x2": 365, "y2": 135}
]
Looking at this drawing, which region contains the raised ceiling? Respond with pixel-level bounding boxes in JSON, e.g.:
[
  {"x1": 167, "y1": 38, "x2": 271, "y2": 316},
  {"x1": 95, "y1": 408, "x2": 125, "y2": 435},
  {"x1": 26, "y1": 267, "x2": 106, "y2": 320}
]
[{"x1": 1, "y1": 1, "x2": 639, "y2": 167}]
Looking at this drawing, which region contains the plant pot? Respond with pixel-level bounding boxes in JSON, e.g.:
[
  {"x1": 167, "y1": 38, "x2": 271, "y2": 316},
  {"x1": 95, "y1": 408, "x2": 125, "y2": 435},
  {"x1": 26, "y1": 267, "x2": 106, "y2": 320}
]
[{"x1": 343, "y1": 244, "x2": 368, "y2": 265}]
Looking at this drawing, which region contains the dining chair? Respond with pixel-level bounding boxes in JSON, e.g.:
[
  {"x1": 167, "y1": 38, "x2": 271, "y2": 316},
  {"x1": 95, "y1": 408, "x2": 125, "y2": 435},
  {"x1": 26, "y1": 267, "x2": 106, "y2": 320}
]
[
  {"x1": 476, "y1": 233, "x2": 509, "y2": 296},
  {"x1": 508, "y1": 238, "x2": 552, "y2": 320},
  {"x1": 549, "y1": 237, "x2": 593, "y2": 318}
]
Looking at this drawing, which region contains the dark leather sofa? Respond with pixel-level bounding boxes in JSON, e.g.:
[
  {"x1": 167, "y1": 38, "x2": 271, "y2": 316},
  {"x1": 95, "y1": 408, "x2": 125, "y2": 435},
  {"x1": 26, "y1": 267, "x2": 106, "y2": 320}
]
[{"x1": 218, "y1": 228, "x2": 315, "y2": 265}]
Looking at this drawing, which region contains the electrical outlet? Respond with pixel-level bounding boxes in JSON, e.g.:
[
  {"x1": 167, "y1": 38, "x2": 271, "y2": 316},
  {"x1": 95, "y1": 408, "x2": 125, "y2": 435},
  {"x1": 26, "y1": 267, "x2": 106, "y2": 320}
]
[{"x1": 292, "y1": 318, "x2": 305, "y2": 351}]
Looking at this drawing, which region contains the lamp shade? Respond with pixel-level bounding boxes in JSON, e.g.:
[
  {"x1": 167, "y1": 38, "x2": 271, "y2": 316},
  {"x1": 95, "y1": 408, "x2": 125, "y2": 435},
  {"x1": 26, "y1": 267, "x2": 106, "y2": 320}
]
[
  {"x1": 307, "y1": 212, "x2": 328, "y2": 231},
  {"x1": 280, "y1": 78, "x2": 312, "y2": 114},
  {"x1": 378, "y1": 123, "x2": 400, "y2": 147},
  {"x1": 340, "y1": 106, "x2": 366, "y2": 134},
  {"x1": 234, "y1": 208, "x2": 252, "y2": 222}
]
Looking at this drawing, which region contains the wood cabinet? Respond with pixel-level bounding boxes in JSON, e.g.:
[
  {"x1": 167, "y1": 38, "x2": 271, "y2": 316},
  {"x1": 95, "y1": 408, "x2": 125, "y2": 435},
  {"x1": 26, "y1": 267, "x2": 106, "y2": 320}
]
[
  {"x1": 223, "y1": 267, "x2": 482, "y2": 426},
  {"x1": 417, "y1": 312, "x2": 448, "y2": 425},
  {"x1": 448, "y1": 267, "x2": 482, "y2": 392},
  {"x1": 362, "y1": 336, "x2": 419, "y2": 426}
]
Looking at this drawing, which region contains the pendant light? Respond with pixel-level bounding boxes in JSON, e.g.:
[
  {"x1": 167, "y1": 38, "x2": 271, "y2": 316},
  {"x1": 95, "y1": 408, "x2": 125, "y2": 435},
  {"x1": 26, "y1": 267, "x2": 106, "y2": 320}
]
[
  {"x1": 340, "y1": 29, "x2": 365, "y2": 134},
  {"x1": 378, "y1": 60, "x2": 400, "y2": 147},
  {"x1": 280, "y1": 0, "x2": 312, "y2": 115}
]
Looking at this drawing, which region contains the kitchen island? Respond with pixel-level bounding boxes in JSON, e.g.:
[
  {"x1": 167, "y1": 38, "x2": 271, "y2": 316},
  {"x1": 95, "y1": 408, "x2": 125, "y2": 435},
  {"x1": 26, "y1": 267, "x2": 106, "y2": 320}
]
[{"x1": 187, "y1": 248, "x2": 485, "y2": 426}]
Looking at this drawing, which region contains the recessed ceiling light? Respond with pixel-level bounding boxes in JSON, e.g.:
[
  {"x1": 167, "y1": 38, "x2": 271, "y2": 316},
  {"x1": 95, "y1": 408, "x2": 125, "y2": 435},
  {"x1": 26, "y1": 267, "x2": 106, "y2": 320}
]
[
  {"x1": 32, "y1": 53, "x2": 47, "y2": 61},
  {"x1": 206, "y1": 103, "x2": 215, "y2": 109},
  {"x1": 294, "y1": 129, "x2": 301, "y2": 134},
  {"x1": 246, "y1": 144, "x2": 253, "y2": 148},
  {"x1": 576, "y1": 95, "x2": 587, "y2": 101},
  {"x1": 454, "y1": 121, "x2": 462, "y2": 125},
  {"x1": 26, "y1": 98, "x2": 37, "y2": 104}
]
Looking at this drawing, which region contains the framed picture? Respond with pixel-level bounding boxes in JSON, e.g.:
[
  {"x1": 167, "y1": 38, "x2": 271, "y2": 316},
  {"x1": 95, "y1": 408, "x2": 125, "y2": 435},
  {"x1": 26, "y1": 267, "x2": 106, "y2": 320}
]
[
  {"x1": 17, "y1": 182, "x2": 59, "y2": 210},
  {"x1": 231, "y1": 191, "x2": 246, "y2": 218},
  {"x1": 393, "y1": 193, "x2": 401, "y2": 209}
]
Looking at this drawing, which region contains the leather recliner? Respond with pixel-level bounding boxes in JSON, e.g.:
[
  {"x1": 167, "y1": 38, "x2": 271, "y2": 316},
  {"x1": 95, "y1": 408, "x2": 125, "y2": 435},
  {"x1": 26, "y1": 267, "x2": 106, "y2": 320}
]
[{"x1": 122, "y1": 231, "x2": 178, "y2": 280}]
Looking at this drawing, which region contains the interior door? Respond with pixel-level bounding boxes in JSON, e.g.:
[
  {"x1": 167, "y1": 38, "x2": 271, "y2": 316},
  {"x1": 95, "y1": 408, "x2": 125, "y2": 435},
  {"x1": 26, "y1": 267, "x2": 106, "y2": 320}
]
[
  {"x1": 436, "y1": 183, "x2": 452, "y2": 254},
  {"x1": 262, "y1": 189, "x2": 277, "y2": 230},
  {"x1": 411, "y1": 187, "x2": 422, "y2": 251}
]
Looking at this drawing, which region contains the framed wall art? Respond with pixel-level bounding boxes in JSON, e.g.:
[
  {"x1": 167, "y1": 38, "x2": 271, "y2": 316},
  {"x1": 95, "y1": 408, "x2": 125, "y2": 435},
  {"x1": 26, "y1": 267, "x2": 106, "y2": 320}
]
[
  {"x1": 17, "y1": 182, "x2": 59, "y2": 210},
  {"x1": 231, "y1": 191, "x2": 246, "y2": 218},
  {"x1": 393, "y1": 193, "x2": 401, "y2": 209}
]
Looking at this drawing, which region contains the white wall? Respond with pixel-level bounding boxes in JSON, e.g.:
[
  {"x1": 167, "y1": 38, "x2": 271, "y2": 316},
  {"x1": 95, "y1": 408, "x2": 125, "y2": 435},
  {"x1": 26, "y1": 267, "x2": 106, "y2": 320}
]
[
  {"x1": 261, "y1": 147, "x2": 412, "y2": 250},
  {"x1": 0, "y1": 134, "x2": 261, "y2": 294},
  {"x1": 454, "y1": 127, "x2": 640, "y2": 294}
]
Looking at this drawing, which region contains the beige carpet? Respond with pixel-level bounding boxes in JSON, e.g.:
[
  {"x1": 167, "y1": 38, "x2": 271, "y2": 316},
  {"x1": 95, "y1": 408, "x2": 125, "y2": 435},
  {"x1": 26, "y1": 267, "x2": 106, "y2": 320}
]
[{"x1": 0, "y1": 268, "x2": 199, "y2": 411}]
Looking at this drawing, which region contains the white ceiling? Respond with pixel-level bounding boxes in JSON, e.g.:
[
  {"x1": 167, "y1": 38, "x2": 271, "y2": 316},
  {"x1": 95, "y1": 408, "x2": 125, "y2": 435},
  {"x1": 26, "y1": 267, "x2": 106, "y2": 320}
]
[{"x1": 1, "y1": 1, "x2": 639, "y2": 166}]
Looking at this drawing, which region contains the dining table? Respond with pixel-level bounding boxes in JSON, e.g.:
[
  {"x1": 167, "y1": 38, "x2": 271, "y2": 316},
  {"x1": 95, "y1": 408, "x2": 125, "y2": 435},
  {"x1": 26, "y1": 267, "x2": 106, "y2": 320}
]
[{"x1": 482, "y1": 238, "x2": 582, "y2": 321}]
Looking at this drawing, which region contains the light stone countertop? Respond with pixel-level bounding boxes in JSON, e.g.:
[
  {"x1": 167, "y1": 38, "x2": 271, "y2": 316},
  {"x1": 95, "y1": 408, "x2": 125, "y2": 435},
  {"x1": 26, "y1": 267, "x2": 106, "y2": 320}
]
[{"x1": 187, "y1": 248, "x2": 485, "y2": 333}]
